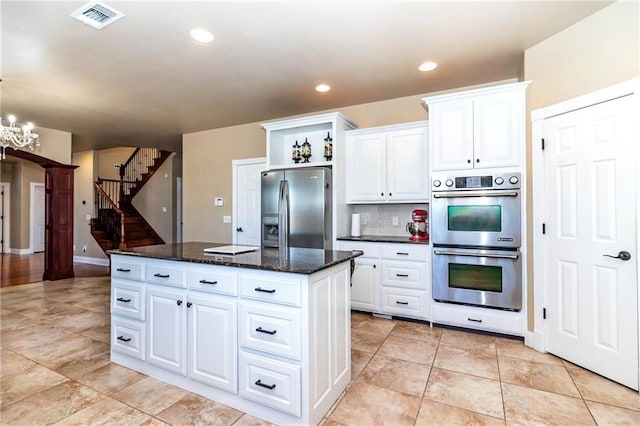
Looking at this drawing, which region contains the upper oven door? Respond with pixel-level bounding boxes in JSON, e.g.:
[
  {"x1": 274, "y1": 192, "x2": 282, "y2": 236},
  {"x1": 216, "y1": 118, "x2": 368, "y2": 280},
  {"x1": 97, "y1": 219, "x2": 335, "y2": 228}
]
[{"x1": 431, "y1": 189, "x2": 521, "y2": 248}]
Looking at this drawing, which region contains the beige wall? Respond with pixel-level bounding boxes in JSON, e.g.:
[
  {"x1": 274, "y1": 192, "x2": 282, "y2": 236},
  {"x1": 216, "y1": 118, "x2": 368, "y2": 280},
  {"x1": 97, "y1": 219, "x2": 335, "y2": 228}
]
[
  {"x1": 523, "y1": 1, "x2": 639, "y2": 329},
  {"x1": 132, "y1": 153, "x2": 177, "y2": 244},
  {"x1": 96, "y1": 147, "x2": 136, "y2": 180},
  {"x1": 73, "y1": 150, "x2": 106, "y2": 260},
  {"x1": 35, "y1": 127, "x2": 73, "y2": 165}
]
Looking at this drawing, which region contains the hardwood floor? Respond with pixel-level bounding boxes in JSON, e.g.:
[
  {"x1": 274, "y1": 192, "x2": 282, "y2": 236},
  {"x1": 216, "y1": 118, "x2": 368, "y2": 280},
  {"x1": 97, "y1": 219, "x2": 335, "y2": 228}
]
[{"x1": 0, "y1": 252, "x2": 110, "y2": 288}]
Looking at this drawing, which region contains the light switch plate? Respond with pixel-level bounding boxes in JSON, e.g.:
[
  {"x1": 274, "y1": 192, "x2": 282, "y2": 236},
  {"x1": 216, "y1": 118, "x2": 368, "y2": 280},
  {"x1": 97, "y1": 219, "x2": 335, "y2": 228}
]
[{"x1": 223, "y1": 215, "x2": 231, "y2": 223}]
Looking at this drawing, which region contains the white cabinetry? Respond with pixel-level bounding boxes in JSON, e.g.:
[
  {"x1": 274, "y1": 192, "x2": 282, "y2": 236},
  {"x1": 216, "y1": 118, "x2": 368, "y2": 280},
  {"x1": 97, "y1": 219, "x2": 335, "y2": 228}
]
[
  {"x1": 337, "y1": 241, "x2": 429, "y2": 320},
  {"x1": 423, "y1": 82, "x2": 529, "y2": 171},
  {"x1": 263, "y1": 112, "x2": 356, "y2": 170},
  {"x1": 346, "y1": 122, "x2": 429, "y2": 203},
  {"x1": 110, "y1": 254, "x2": 351, "y2": 426}
]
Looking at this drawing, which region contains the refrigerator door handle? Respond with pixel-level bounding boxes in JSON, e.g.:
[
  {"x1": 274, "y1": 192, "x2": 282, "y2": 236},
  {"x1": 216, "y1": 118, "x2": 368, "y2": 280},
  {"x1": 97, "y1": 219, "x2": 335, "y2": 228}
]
[{"x1": 278, "y1": 179, "x2": 289, "y2": 248}]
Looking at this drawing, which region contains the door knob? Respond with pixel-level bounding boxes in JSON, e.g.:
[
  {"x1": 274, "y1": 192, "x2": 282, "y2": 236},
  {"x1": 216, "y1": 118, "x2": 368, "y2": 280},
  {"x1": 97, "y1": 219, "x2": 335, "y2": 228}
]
[
  {"x1": 603, "y1": 251, "x2": 632, "y2": 261},
  {"x1": 236, "y1": 227, "x2": 243, "y2": 232}
]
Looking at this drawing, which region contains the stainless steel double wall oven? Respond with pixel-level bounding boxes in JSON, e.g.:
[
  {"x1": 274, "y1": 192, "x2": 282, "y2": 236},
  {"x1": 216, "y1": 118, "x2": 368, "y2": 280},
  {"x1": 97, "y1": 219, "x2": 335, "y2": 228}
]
[{"x1": 431, "y1": 172, "x2": 522, "y2": 311}]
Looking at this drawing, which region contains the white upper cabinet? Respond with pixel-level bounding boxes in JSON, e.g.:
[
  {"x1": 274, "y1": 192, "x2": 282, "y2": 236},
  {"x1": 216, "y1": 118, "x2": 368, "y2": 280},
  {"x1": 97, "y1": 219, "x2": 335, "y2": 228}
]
[
  {"x1": 424, "y1": 81, "x2": 529, "y2": 171},
  {"x1": 262, "y1": 112, "x2": 357, "y2": 170},
  {"x1": 346, "y1": 122, "x2": 429, "y2": 203}
]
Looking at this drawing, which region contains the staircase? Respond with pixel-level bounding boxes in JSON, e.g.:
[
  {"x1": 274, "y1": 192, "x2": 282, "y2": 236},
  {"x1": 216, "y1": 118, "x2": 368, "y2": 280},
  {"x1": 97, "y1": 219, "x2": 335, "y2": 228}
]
[{"x1": 91, "y1": 148, "x2": 172, "y2": 253}]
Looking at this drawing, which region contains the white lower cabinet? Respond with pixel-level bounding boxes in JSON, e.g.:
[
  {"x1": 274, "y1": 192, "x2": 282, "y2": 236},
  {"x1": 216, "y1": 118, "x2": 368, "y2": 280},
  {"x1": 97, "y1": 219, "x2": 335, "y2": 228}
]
[
  {"x1": 110, "y1": 254, "x2": 351, "y2": 426},
  {"x1": 431, "y1": 301, "x2": 523, "y2": 336},
  {"x1": 337, "y1": 241, "x2": 429, "y2": 320}
]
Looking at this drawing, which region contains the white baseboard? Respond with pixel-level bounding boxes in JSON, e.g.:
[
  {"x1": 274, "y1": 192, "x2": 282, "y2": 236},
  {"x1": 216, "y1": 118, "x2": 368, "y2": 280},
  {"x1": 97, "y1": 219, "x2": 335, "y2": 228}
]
[
  {"x1": 10, "y1": 248, "x2": 33, "y2": 255},
  {"x1": 524, "y1": 329, "x2": 545, "y2": 353},
  {"x1": 73, "y1": 256, "x2": 110, "y2": 267}
]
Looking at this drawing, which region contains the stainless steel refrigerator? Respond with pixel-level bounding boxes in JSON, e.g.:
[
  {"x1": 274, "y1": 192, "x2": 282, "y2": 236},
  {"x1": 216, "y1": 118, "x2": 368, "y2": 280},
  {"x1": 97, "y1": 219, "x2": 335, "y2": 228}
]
[{"x1": 261, "y1": 167, "x2": 332, "y2": 249}]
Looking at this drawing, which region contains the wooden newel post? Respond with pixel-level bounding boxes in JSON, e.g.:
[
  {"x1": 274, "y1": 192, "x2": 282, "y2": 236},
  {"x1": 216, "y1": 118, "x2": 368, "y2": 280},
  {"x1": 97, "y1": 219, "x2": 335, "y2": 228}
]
[{"x1": 43, "y1": 164, "x2": 78, "y2": 281}]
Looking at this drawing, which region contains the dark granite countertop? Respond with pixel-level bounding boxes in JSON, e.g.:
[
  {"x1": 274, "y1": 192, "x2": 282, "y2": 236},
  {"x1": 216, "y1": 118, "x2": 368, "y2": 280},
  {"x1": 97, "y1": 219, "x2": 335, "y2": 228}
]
[
  {"x1": 337, "y1": 235, "x2": 429, "y2": 245},
  {"x1": 108, "y1": 242, "x2": 363, "y2": 275}
]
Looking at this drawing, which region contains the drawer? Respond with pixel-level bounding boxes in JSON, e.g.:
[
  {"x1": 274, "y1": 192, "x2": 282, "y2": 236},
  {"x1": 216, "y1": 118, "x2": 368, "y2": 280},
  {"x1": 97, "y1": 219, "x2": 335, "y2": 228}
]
[
  {"x1": 381, "y1": 243, "x2": 428, "y2": 262},
  {"x1": 239, "y1": 274, "x2": 301, "y2": 307},
  {"x1": 239, "y1": 301, "x2": 301, "y2": 360},
  {"x1": 381, "y1": 260, "x2": 426, "y2": 290},
  {"x1": 188, "y1": 266, "x2": 238, "y2": 296},
  {"x1": 146, "y1": 261, "x2": 186, "y2": 288},
  {"x1": 432, "y1": 302, "x2": 523, "y2": 336},
  {"x1": 111, "y1": 257, "x2": 144, "y2": 281},
  {"x1": 380, "y1": 287, "x2": 427, "y2": 319},
  {"x1": 336, "y1": 241, "x2": 380, "y2": 258},
  {"x1": 239, "y1": 351, "x2": 301, "y2": 417},
  {"x1": 111, "y1": 317, "x2": 145, "y2": 360},
  {"x1": 111, "y1": 279, "x2": 145, "y2": 320}
]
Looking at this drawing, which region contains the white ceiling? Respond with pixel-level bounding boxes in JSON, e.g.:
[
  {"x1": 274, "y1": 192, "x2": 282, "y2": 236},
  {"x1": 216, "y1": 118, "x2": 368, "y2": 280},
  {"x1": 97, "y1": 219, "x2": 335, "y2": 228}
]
[{"x1": 1, "y1": 1, "x2": 612, "y2": 152}]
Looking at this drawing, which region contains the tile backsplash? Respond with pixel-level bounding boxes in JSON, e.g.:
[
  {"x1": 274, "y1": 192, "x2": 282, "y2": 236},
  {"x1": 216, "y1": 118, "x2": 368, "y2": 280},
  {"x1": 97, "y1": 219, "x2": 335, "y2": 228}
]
[{"x1": 350, "y1": 203, "x2": 429, "y2": 237}]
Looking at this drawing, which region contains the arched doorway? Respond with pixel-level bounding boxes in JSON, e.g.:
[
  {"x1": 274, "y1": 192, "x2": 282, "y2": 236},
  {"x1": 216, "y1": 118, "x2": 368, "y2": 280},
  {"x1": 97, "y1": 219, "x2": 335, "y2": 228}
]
[{"x1": 4, "y1": 147, "x2": 78, "y2": 280}]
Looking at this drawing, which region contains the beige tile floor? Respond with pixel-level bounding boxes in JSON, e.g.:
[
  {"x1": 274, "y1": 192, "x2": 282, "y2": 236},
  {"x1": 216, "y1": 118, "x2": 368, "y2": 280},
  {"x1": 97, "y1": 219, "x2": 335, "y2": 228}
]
[{"x1": 1, "y1": 277, "x2": 639, "y2": 425}]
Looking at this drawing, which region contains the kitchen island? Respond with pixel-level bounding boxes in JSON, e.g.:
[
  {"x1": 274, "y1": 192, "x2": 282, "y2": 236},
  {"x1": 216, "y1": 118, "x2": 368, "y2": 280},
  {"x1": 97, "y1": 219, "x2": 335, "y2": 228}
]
[{"x1": 108, "y1": 242, "x2": 362, "y2": 425}]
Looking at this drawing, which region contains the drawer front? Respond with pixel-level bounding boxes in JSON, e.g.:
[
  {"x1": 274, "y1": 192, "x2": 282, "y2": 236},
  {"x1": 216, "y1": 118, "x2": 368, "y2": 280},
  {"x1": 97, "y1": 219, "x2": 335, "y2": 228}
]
[
  {"x1": 239, "y1": 351, "x2": 301, "y2": 417},
  {"x1": 336, "y1": 241, "x2": 381, "y2": 258},
  {"x1": 432, "y1": 302, "x2": 523, "y2": 336},
  {"x1": 111, "y1": 317, "x2": 145, "y2": 360},
  {"x1": 239, "y1": 274, "x2": 301, "y2": 307},
  {"x1": 111, "y1": 257, "x2": 145, "y2": 281},
  {"x1": 146, "y1": 262, "x2": 186, "y2": 288},
  {"x1": 111, "y1": 280, "x2": 145, "y2": 320},
  {"x1": 239, "y1": 302, "x2": 301, "y2": 360},
  {"x1": 381, "y1": 260, "x2": 426, "y2": 290},
  {"x1": 381, "y1": 243, "x2": 428, "y2": 262},
  {"x1": 380, "y1": 287, "x2": 427, "y2": 319},
  {"x1": 188, "y1": 266, "x2": 238, "y2": 296}
]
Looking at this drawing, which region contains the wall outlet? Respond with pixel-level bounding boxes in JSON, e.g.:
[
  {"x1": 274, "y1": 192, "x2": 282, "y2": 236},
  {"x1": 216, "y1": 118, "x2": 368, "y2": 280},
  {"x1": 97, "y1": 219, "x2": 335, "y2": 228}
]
[
  {"x1": 85, "y1": 214, "x2": 91, "y2": 221},
  {"x1": 214, "y1": 197, "x2": 224, "y2": 207},
  {"x1": 223, "y1": 215, "x2": 231, "y2": 223},
  {"x1": 82, "y1": 245, "x2": 87, "y2": 253},
  {"x1": 392, "y1": 216, "x2": 399, "y2": 226},
  {"x1": 162, "y1": 207, "x2": 167, "y2": 213},
  {"x1": 114, "y1": 163, "x2": 120, "y2": 168}
]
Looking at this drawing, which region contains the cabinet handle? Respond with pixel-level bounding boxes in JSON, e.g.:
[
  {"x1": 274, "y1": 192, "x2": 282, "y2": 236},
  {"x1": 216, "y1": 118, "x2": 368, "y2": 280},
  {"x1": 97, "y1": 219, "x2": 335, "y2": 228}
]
[
  {"x1": 476, "y1": 158, "x2": 480, "y2": 163},
  {"x1": 389, "y1": 193, "x2": 392, "y2": 196},
  {"x1": 199, "y1": 279, "x2": 218, "y2": 285},
  {"x1": 396, "y1": 301, "x2": 409, "y2": 305},
  {"x1": 467, "y1": 317, "x2": 483, "y2": 323},
  {"x1": 154, "y1": 273, "x2": 170, "y2": 278},
  {"x1": 116, "y1": 297, "x2": 131, "y2": 303},
  {"x1": 116, "y1": 268, "x2": 131, "y2": 272},
  {"x1": 117, "y1": 336, "x2": 131, "y2": 342},
  {"x1": 187, "y1": 302, "x2": 192, "y2": 308},
  {"x1": 396, "y1": 252, "x2": 409, "y2": 256},
  {"x1": 255, "y1": 380, "x2": 276, "y2": 390},
  {"x1": 254, "y1": 287, "x2": 276, "y2": 294},
  {"x1": 396, "y1": 273, "x2": 409, "y2": 277},
  {"x1": 177, "y1": 300, "x2": 183, "y2": 306},
  {"x1": 373, "y1": 264, "x2": 376, "y2": 269},
  {"x1": 467, "y1": 159, "x2": 471, "y2": 164},
  {"x1": 380, "y1": 192, "x2": 384, "y2": 197},
  {"x1": 256, "y1": 327, "x2": 277, "y2": 335}
]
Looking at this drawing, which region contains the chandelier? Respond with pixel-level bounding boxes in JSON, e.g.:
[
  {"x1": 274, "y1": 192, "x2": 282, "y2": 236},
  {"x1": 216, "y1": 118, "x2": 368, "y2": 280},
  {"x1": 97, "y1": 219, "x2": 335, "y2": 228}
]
[{"x1": 1, "y1": 115, "x2": 40, "y2": 160}]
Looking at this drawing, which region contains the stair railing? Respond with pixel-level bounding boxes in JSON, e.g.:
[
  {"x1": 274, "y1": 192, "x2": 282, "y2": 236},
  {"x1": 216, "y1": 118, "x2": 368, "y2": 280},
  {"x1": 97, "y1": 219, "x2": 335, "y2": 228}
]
[
  {"x1": 119, "y1": 147, "x2": 160, "y2": 196},
  {"x1": 94, "y1": 182, "x2": 127, "y2": 249},
  {"x1": 96, "y1": 178, "x2": 136, "y2": 208}
]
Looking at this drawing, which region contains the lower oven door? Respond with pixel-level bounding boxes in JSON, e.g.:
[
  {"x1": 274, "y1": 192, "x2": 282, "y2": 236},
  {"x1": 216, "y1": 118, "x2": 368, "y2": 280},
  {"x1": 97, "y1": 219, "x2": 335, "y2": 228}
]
[{"x1": 432, "y1": 247, "x2": 522, "y2": 311}]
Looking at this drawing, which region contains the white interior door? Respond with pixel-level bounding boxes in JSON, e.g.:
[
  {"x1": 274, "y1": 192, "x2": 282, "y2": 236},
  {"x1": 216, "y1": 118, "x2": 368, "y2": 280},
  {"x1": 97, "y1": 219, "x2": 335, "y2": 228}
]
[
  {"x1": 31, "y1": 183, "x2": 45, "y2": 253},
  {"x1": 233, "y1": 158, "x2": 265, "y2": 246},
  {"x1": 543, "y1": 94, "x2": 638, "y2": 389}
]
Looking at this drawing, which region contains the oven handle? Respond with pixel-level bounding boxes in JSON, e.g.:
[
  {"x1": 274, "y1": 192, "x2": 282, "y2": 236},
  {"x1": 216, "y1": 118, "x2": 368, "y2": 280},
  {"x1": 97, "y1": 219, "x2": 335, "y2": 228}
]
[
  {"x1": 433, "y1": 191, "x2": 519, "y2": 198},
  {"x1": 434, "y1": 249, "x2": 520, "y2": 260}
]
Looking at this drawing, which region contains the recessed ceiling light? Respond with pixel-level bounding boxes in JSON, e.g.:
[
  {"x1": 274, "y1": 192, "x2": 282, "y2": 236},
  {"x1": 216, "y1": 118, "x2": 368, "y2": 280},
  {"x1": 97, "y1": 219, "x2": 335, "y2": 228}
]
[
  {"x1": 190, "y1": 28, "x2": 215, "y2": 43},
  {"x1": 418, "y1": 61, "x2": 438, "y2": 72},
  {"x1": 315, "y1": 84, "x2": 331, "y2": 93}
]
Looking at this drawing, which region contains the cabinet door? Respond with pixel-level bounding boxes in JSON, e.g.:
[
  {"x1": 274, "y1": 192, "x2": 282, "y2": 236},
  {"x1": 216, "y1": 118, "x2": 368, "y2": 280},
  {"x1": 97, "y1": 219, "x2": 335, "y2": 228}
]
[
  {"x1": 188, "y1": 294, "x2": 238, "y2": 393},
  {"x1": 350, "y1": 258, "x2": 379, "y2": 312},
  {"x1": 473, "y1": 91, "x2": 522, "y2": 168},
  {"x1": 346, "y1": 132, "x2": 385, "y2": 202},
  {"x1": 430, "y1": 100, "x2": 474, "y2": 171},
  {"x1": 147, "y1": 286, "x2": 187, "y2": 375},
  {"x1": 386, "y1": 126, "x2": 429, "y2": 201}
]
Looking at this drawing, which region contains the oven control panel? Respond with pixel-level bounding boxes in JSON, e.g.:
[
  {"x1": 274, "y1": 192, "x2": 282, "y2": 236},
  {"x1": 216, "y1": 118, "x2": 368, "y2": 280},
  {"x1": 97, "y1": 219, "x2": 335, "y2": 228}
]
[{"x1": 432, "y1": 172, "x2": 521, "y2": 191}]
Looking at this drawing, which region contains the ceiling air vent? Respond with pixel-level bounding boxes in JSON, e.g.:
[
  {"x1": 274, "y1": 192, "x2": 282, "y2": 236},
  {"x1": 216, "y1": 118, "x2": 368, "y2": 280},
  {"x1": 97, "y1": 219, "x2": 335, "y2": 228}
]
[{"x1": 70, "y1": 1, "x2": 124, "y2": 30}]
